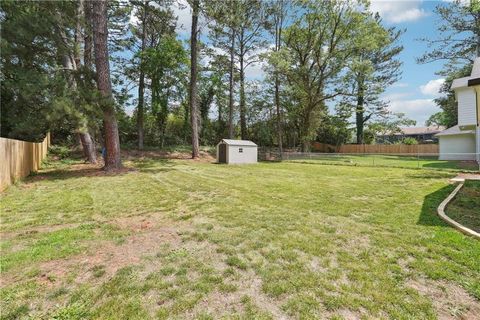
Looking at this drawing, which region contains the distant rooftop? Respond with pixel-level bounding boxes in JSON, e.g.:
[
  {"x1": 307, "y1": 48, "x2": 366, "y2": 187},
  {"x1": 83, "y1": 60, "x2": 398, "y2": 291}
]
[
  {"x1": 397, "y1": 126, "x2": 446, "y2": 135},
  {"x1": 377, "y1": 126, "x2": 445, "y2": 137}
]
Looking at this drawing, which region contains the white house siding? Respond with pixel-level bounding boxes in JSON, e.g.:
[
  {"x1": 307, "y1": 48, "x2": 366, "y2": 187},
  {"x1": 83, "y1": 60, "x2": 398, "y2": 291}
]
[
  {"x1": 227, "y1": 145, "x2": 257, "y2": 164},
  {"x1": 457, "y1": 89, "x2": 477, "y2": 127},
  {"x1": 438, "y1": 134, "x2": 476, "y2": 160},
  {"x1": 477, "y1": 127, "x2": 480, "y2": 163}
]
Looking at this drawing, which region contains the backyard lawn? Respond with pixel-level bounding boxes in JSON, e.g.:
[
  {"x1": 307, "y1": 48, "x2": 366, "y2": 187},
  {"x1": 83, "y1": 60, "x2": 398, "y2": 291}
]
[
  {"x1": 285, "y1": 154, "x2": 480, "y2": 172},
  {"x1": 1, "y1": 155, "x2": 479, "y2": 319}
]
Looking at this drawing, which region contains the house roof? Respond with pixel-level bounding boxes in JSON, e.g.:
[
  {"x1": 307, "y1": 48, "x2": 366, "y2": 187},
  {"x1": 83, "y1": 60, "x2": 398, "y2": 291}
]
[
  {"x1": 398, "y1": 126, "x2": 445, "y2": 135},
  {"x1": 435, "y1": 125, "x2": 475, "y2": 136},
  {"x1": 451, "y1": 57, "x2": 480, "y2": 90},
  {"x1": 219, "y1": 139, "x2": 257, "y2": 146},
  {"x1": 378, "y1": 126, "x2": 445, "y2": 136}
]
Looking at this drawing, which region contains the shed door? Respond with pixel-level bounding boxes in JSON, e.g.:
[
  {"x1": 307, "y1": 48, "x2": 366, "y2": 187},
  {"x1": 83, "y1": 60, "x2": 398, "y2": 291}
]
[{"x1": 219, "y1": 144, "x2": 227, "y2": 163}]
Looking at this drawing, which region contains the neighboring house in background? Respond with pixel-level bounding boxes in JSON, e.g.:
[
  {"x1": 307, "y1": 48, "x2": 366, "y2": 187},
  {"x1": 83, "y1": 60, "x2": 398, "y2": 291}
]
[
  {"x1": 376, "y1": 126, "x2": 445, "y2": 144},
  {"x1": 436, "y1": 58, "x2": 480, "y2": 162}
]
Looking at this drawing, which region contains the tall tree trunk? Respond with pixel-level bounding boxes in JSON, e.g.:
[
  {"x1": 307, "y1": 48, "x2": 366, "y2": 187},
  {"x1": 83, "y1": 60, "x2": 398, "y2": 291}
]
[
  {"x1": 92, "y1": 0, "x2": 122, "y2": 170},
  {"x1": 79, "y1": 132, "x2": 96, "y2": 163},
  {"x1": 58, "y1": 2, "x2": 96, "y2": 164},
  {"x1": 274, "y1": 75, "x2": 283, "y2": 157},
  {"x1": 137, "y1": 1, "x2": 147, "y2": 150},
  {"x1": 228, "y1": 27, "x2": 236, "y2": 139},
  {"x1": 84, "y1": 0, "x2": 93, "y2": 68},
  {"x1": 239, "y1": 31, "x2": 247, "y2": 140},
  {"x1": 74, "y1": 0, "x2": 83, "y2": 67},
  {"x1": 76, "y1": 0, "x2": 96, "y2": 164},
  {"x1": 274, "y1": 7, "x2": 284, "y2": 159},
  {"x1": 189, "y1": 0, "x2": 200, "y2": 159},
  {"x1": 82, "y1": 0, "x2": 97, "y2": 163},
  {"x1": 355, "y1": 78, "x2": 365, "y2": 145}
]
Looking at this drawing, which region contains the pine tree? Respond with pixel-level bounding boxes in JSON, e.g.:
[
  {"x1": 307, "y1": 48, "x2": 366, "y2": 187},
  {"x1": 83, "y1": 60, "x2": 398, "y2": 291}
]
[{"x1": 92, "y1": 0, "x2": 122, "y2": 170}]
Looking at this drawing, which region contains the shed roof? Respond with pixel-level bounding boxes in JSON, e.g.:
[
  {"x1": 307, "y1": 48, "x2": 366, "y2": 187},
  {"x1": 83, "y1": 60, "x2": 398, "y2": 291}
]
[
  {"x1": 219, "y1": 139, "x2": 257, "y2": 146},
  {"x1": 435, "y1": 125, "x2": 475, "y2": 136}
]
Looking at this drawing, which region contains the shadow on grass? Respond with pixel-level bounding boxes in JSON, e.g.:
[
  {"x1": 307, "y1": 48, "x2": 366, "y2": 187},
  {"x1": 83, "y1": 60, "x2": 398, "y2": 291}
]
[
  {"x1": 23, "y1": 158, "x2": 179, "y2": 185},
  {"x1": 422, "y1": 160, "x2": 479, "y2": 172},
  {"x1": 131, "y1": 158, "x2": 178, "y2": 174},
  {"x1": 26, "y1": 166, "x2": 134, "y2": 183},
  {"x1": 417, "y1": 184, "x2": 456, "y2": 227}
]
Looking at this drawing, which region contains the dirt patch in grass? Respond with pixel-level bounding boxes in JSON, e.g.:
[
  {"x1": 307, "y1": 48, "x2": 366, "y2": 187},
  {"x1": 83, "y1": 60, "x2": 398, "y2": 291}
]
[
  {"x1": 189, "y1": 268, "x2": 288, "y2": 319},
  {"x1": 407, "y1": 278, "x2": 480, "y2": 320},
  {"x1": 8, "y1": 215, "x2": 186, "y2": 290}
]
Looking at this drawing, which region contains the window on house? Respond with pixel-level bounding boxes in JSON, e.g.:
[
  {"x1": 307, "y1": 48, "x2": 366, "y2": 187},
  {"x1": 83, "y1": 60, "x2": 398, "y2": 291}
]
[{"x1": 239, "y1": 148, "x2": 243, "y2": 153}]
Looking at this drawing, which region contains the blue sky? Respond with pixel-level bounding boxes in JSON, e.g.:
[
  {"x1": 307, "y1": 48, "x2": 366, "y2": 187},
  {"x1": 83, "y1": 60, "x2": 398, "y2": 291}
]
[
  {"x1": 371, "y1": 0, "x2": 450, "y2": 126},
  {"x1": 148, "y1": 0, "x2": 459, "y2": 126}
]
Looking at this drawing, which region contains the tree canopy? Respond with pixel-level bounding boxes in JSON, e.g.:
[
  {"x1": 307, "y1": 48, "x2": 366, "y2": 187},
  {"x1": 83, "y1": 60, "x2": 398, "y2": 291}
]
[{"x1": 6, "y1": 0, "x2": 460, "y2": 159}]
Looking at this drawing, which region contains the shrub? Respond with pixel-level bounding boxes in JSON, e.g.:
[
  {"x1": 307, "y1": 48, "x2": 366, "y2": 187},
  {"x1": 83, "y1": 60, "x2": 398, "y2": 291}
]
[
  {"x1": 48, "y1": 145, "x2": 71, "y2": 159},
  {"x1": 402, "y1": 137, "x2": 418, "y2": 145}
]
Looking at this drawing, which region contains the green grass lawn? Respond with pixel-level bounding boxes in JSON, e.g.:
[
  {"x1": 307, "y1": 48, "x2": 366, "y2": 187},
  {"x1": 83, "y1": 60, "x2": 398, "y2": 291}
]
[
  {"x1": 446, "y1": 180, "x2": 480, "y2": 233},
  {"x1": 285, "y1": 153, "x2": 480, "y2": 172},
  {"x1": 1, "y1": 156, "x2": 480, "y2": 319}
]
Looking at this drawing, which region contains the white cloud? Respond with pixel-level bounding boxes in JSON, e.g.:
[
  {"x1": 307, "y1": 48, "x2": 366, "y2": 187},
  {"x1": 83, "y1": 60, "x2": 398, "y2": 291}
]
[
  {"x1": 419, "y1": 78, "x2": 445, "y2": 96},
  {"x1": 173, "y1": 0, "x2": 192, "y2": 34},
  {"x1": 388, "y1": 98, "x2": 439, "y2": 125},
  {"x1": 370, "y1": 0, "x2": 429, "y2": 23},
  {"x1": 245, "y1": 60, "x2": 266, "y2": 80},
  {"x1": 384, "y1": 92, "x2": 412, "y2": 101},
  {"x1": 129, "y1": 6, "x2": 140, "y2": 27}
]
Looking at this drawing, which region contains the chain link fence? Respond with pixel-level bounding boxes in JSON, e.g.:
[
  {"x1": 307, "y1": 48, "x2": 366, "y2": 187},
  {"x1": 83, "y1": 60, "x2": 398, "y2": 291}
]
[{"x1": 258, "y1": 148, "x2": 480, "y2": 172}]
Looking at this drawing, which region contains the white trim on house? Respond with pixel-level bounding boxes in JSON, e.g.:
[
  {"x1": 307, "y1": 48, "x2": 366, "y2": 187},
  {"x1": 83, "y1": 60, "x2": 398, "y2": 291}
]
[{"x1": 435, "y1": 125, "x2": 475, "y2": 137}]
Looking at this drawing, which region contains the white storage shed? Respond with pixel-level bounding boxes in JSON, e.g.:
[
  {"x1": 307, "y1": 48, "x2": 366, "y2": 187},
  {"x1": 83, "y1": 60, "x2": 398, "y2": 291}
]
[{"x1": 216, "y1": 139, "x2": 257, "y2": 164}]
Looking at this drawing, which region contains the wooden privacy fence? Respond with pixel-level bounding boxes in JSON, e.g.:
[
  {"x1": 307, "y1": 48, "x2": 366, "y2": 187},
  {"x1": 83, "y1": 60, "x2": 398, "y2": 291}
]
[
  {"x1": 0, "y1": 133, "x2": 51, "y2": 191},
  {"x1": 311, "y1": 142, "x2": 439, "y2": 154}
]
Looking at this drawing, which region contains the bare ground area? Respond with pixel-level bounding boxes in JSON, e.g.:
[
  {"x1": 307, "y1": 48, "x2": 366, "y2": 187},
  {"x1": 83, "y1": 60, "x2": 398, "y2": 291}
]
[{"x1": 407, "y1": 278, "x2": 480, "y2": 320}]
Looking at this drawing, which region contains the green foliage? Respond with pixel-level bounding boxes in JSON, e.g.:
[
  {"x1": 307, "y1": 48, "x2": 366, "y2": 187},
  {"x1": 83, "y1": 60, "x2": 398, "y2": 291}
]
[
  {"x1": 51, "y1": 303, "x2": 90, "y2": 320},
  {"x1": 316, "y1": 115, "x2": 352, "y2": 146},
  {"x1": 402, "y1": 137, "x2": 419, "y2": 145},
  {"x1": 418, "y1": 0, "x2": 480, "y2": 64},
  {"x1": 267, "y1": 1, "x2": 389, "y2": 150},
  {"x1": 339, "y1": 12, "x2": 404, "y2": 143},
  {"x1": 0, "y1": 1, "x2": 62, "y2": 141},
  {"x1": 425, "y1": 112, "x2": 448, "y2": 128},
  {"x1": 49, "y1": 145, "x2": 73, "y2": 160},
  {"x1": 368, "y1": 113, "x2": 416, "y2": 144},
  {"x1": 418, "y1": 1, "x2": 478, "y2": 129}
]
